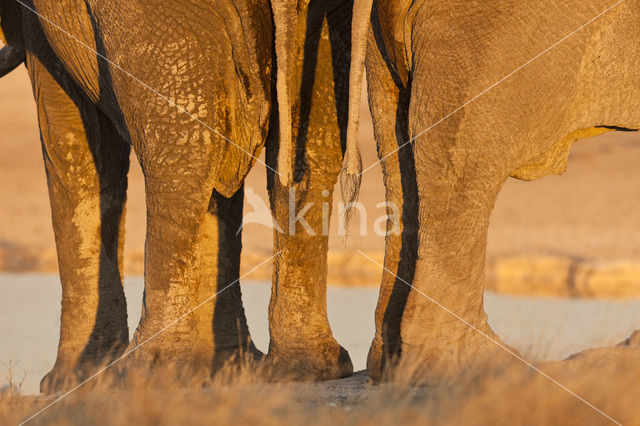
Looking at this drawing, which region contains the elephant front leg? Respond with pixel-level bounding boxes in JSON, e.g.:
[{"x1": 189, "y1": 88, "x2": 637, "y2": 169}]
[{"x1": 27, "y1": 55, "x2": 130, "y2": 393}]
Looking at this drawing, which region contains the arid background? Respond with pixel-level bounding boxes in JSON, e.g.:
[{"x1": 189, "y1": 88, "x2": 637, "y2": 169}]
[{"x1": 2, "y1": 65, "x2": 640, "y2": 295}]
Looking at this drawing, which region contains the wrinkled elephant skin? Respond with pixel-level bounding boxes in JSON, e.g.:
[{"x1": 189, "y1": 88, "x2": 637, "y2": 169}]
[
  {"x1": 365, "y1": 0, "x2": 640, "y2": 381},
  {"x1": 0, "y1": 0, "x2": 370, "y2": 391}
]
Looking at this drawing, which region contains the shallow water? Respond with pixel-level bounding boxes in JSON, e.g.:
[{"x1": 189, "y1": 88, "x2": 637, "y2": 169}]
[{"x1": 1, "y1": 274, "x2": 639, "y2": 394}]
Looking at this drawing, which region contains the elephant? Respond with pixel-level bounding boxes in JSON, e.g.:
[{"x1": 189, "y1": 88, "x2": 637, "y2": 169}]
[
  {"x1": 355, "y1": 0, "x2": 640, "y2": 381},
  {"x1": 0, "y1": 0, "x2": 373, "y2": 392},
  {"x1": 2, "y1": 0, "x2": 272, "y2": 391}
]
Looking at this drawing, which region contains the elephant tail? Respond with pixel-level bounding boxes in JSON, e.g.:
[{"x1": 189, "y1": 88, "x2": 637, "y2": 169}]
[
  {"x1": 271, "y1": 0, "x2": 296, "y2": 187},
  {"x1": 340, "y1": 0, "x2": 373, "y2": 236},
  {"x1": 0, "y1": 45, "x2": 25, "y2": 78},
  {"x1": 339, "y1": 149, "x2": 362, "y2": 238}
]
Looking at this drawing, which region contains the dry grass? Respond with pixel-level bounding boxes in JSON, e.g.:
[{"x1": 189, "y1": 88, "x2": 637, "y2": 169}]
[{"x1": 2, "y1": 346, "x2": 639, "y2": 426}]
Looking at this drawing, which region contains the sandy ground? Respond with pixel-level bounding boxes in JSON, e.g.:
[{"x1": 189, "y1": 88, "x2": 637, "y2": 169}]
[
  {"x1": 2, "y1": 274, "x2": 640, "y2": 395},
  {"x1": 2, "y1": 63, "x2": 640, "y2": 294}
]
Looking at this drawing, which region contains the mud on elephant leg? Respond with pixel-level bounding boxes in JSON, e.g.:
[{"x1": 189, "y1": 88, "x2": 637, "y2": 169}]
[
  {"x1": 128, "y1": 158, "x2": 259, "y2": 376},
  {"x1": 264, "y1": 5, "x2": 354, "y2": 381},
  {"x1": 27, "y1": 55, "x2": 130, "y2": 393}
]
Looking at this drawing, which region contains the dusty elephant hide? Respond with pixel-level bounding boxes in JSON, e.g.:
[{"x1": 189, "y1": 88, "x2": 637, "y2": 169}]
[{"x1": 364, "y1": 0, "x2": 640, "y2": 380}]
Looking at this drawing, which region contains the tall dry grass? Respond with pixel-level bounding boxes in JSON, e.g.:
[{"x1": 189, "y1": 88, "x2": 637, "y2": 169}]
[{"x1": 1, "y1": 344, "x2": 639, "y2": 426}]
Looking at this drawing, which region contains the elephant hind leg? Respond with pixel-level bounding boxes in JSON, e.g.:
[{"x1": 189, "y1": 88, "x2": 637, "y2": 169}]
[
  {"x1": 264, "y1": 9, "x2": 353, "y2": 381},
  {"x1": 127, "y1": 133, "x2": 259, "y2": 377},
  {"x1": 27, "y1": 54, "x2": 130, "y2": 394},
  {"x1": 364, "y1": 26, "x2": 418, "y2": 382},
  {"x1": 394, "y1": 86, "x2": 520, "y2": 384}
]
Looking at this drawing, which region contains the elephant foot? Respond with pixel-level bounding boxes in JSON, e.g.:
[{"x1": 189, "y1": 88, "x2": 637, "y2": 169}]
[
  {"x1": 265, "y1": 338, "x2": 353, "y2": 381},
  {"x1": 40, "y1": 363, "x2": 84, "y2": 395},
  {"x1": 368, "y1": 328, "x2": 520, "y2": 384},
  {"x1": 118, "y1": 341, "x2": 211, "y2": 387},
  {"x1": 125, "y1": 321, "x2": 264, "y2": 383},
  {"x1": 123, "y1": 319, "x2": 211, "y2": 376},
  {"x1": 40, "y1": 356, "x2": 121, "y2": 394},
  {"x1": 211, "y1": 342, "x2": 264, "y2": 372},
  {"x1": 366, "y1": 337, "x2": 400, "y2": 382}
]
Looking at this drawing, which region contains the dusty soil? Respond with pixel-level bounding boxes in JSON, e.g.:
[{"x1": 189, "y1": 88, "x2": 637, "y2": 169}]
[{"x1": 2, "y1": 64, "x2": 640, "y2": 295}]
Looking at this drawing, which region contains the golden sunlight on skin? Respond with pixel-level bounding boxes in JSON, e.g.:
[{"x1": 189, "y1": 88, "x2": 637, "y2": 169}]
[
  {"x1": 2, "y1": 1, "x2": 640, "y2": 423},
  {"x1": 4, "y1": 68, "x2": 639, "y2": 289}
]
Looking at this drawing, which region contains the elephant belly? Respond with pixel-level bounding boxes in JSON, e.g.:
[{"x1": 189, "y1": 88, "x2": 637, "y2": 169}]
[
  {"x1": 409, "y1": 0, "x2": 640, "y2": 183},
  {"x1": 510, "y1": 127, "x2": 612, "y2": 181},
  {"x1": 511, "y1": 2, "x2": 640, "y2": 181}
]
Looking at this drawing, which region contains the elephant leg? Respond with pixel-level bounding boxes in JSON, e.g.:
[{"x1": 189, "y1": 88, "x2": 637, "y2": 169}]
[
  {"x1": 266, "y1": 178, "x2": 352, "y2": 380},
  {"x1": 265, "y1": 8, "x2": 352, "y2": 380},
  {"x1": 364, "y1": 32, "x2": 419, "y2": 381},
  {"x1": 397, "y1": 163, "x2": 508, "y2": 380},
  {"x1": 128, "y1": 177, "x2": 211, "y2": 370},
  {"x1": 27, "y1": 54, "x2": 130, "y2": 393},
  {"x1": 199, "y1": 186, "x2": 262, "y2": 370},
  {"x1": 393, "y1": 91, "x2": 516, "y2": 383},
  {"x1": 128, "y1": 149, "x2": 258, "y2": 375}
]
